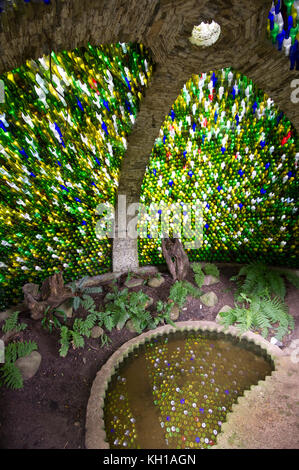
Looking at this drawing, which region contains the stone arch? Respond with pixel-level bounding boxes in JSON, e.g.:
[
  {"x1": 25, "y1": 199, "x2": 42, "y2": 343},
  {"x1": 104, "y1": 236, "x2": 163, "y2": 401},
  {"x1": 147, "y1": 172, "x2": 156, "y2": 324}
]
[
  {"x1": 113, "y1": 65, "x2": 298, "y2": 271},
  {"x1": 0, "y1": 0, "x2": 296, "y2": 129}
]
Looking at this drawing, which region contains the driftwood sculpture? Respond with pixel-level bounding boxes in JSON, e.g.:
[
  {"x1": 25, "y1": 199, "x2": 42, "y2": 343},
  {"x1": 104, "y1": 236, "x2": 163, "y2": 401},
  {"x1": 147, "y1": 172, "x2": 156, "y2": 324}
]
[
  {"x1": 22, "y1": 272, "x2": 73, "y2": 320},
  {"x1": 161, "y1": 238, "x2": 190, "y2": 281}
]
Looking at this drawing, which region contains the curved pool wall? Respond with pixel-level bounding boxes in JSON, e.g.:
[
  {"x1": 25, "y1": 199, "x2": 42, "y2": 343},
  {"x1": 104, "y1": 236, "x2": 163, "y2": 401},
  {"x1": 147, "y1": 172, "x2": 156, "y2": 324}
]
[{"x1": 85, "y1": 321, "x2": 284, "y2": 449}]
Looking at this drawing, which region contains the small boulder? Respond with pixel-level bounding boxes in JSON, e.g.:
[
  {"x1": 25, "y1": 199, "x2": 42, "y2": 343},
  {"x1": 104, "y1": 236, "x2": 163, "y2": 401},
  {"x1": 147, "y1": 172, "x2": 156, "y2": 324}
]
[
  {"x1": 0, "y1": 309, "x2": 13, "y2": 323},
  {"x1": 126, "y1": 319, "x2": 138, "y2": 333},
  {"x1": 148, "y1": 277, "x2": 165, "y2": 288},
  {"x1": 55, "y1": 298, "x2": 73, "y2": 319},
  {"x1": 169, "y1": 304, "x2": 180, "y2": 321},
  {"x1": 15, "y1": 351, "x2": 42, "y2": 380},
  {"x1": 216, "y1": 305, "x2": 232, "y2": 323},
  {"x1": 145, "y1": 297, "x2": 154, "y2": 309},
  {"x1": 124, "y1": 278, "x2": 143, "y2": 288},
  {"x1": 91, "y1": 326, "x2": 104, "y2": 339},
  {"x1": 203, "y1": 275, "x2": 220, "y2": 286},
  {"x1": 200, "y1": 292, "x2": 218, "y2": 307}
]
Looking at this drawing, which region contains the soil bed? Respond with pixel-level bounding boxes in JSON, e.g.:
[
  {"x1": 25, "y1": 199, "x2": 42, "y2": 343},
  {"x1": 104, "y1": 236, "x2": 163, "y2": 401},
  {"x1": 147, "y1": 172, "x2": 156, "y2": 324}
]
[{"x1": 0, "y1": 266, "x2": 298, "y2": 449}]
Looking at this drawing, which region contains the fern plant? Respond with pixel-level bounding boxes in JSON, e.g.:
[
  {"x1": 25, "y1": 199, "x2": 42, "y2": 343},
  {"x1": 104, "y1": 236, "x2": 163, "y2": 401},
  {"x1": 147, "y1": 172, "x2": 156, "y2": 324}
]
[
  {"x1": 2, "y1": 311, "x2": 27, "y2": 334},
  {"x1": 203, "y1": 263, "x2": 220, "y2": 278},
  {"x1": 169, "y1": 280, "x2": 202, "y2": 308},
  {"x1": 69, "y1": 276, "x2": 102, "y2": 312},
  {"x1": 218, "y1": 293, "x2": 295, "y2": 340},
  {"x1": 0, "y1": 340, "x2": 38, "y2": 390},
  {"x1": 58, "y1": 311, "x2": 100, "y2": 357},
  {"x1": 41, "y1": 306, "x2": 65, "y2": 333},
  {"x1": 191, "y1": 263, "x2": 205, "y2": 288},
  {"x1": 231, "y1": 262, "x2": 299, "y2": 301}
]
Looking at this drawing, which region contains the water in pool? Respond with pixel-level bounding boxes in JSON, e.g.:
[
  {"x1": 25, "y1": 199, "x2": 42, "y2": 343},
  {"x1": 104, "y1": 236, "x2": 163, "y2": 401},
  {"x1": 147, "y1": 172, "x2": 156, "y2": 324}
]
[{"x1": 104, "y1": 330, "x2": 274, "y2": 449}]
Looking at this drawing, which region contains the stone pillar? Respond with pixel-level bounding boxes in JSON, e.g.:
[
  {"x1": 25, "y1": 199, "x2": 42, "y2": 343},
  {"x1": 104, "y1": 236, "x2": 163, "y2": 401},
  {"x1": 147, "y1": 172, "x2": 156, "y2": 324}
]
[{"x1": 112, "y1": 62, "x2": 192, "y2": 272}]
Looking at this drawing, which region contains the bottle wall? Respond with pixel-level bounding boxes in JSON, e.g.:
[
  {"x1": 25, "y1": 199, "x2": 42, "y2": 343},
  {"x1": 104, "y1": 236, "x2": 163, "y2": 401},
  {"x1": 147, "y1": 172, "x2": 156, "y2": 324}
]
[
  {"x1": 268, "y1": 0, "x2": 299, "y2": 70},
  {"x1": 0, "y1": 42, "x2": 153, "y2": 309},
  {"x1": 138, "y1": 69, "x2": 298, "y2": 267}
]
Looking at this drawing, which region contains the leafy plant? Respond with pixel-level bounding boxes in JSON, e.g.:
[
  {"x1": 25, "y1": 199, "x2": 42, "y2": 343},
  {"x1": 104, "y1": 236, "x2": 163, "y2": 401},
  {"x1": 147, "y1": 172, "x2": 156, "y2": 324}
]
[
  {"x1": 69, "y1": 276, "x2": 102, "y2": 312},
  {"x1": 0, "y1": 340, "x2": 38, "y2": 390},
  {"x1": 231, "y1": 263, "x2": 299, "y2": 302},
  {"x1": 203, "y1": 263, "x2": 220, "y2": 278},
  {"x1": 191, "y1": 263, "x2": 205, "y2": 288},
  {"x1": 101, "y1": 333, "x2": 112, "y2": 347},
  {"x1": 218, "y1": 293, "x2": 295, "y2": 340},
  {"x1": 156, "y1": 301, "x2": 176, "y2": 327},
  {"x1": 169, "y1": 281, "x2": 202, "y2": 308},
  {"x1": 41, "y1": 306, "x2": 65, "y2": 333},
  {"x1": 102, "y1": 287, "x2": 155, "y2": 334},
  {"x1": 2, "y1": 311, "x2": 27, "y2": 334},
  {"x1": 58, "y1": 311, "x2": 100, "y2": 357}
]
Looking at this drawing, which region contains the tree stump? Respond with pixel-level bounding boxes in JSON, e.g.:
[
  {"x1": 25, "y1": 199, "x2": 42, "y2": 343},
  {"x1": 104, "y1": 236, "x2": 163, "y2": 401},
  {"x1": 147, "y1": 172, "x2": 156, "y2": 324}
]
[
  {"x1": 22, "y1": 272, "x2": 73, "y2": 320},
  {"x1": 161, "y1": 238, "x2": 190, "y2": 281}
]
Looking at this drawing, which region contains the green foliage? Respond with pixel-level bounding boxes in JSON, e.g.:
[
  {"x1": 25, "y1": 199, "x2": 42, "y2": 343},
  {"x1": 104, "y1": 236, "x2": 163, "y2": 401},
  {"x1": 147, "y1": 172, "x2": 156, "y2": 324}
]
[
  {"x1": 58, "y1": 310, "x2": 100, "y2": 357},
  {"x1": 218, "y1": 294, "x2": 294, "y2": 340},
  {"x1": 101, "y1": 333, "x2": 112, "y2": 347},
  {"x1": 2, "y1": 311, "x2": 27, "y2": 334},
  {"x1": 41, "y1": 306, "x2": 64, "y2": 333},
  {"x1": 59, "y1": 326, "x2": 71, "y2": 358},
  {"x1": 191, "y1": 263, "x2": 205, "y2": 288},
  {"x1": 156, "y1": 301, "x2": 176, "y2": 328},
  {"x1": 0, "y1": 363, "x2": 23, "y2": 390},
  {"x1": 102, "y1": 287, "x2": 155, "y2": 334},
  {"x1": 0, "y1": 340, "x2": 38, "y2": 390},
  {"x1": 230, "y1": 262, "x2": 298, "y2": 301},
  {"x1": 169, "y1": 281, "x2": 202, "y2": 308},
  {"x1": 71, "y1": 279, "x2": 102, "y2": 312},
  {"x1": 203, "y1": 263, "x2": 220, "y2": 278}
]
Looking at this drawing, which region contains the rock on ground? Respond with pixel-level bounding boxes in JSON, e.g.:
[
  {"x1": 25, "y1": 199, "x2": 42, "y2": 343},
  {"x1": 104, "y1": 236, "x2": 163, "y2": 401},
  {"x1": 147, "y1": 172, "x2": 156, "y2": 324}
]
[
  {"x1": 203, "y1": 275, "x2": 220, "y2": 286},
  {"x1": 148, "y1": 277, "x2": 165, "y2": 288},
  {"x1": 169, "y1": 304, "x2": 180, "y2": 321},
  {"x1": 200, "y1": 292, "x2": 218, "y2": 307},
  {"x1": 124, "y1": 278, "x2": 143, "y2": 288},
  {"x1": 216, "y1": 305, "x2": 232, "y2": 322},
  {"x1": 15, "y1": 351, "x2": 42, "y2": 380},
  {"x1": 91, "y1": 326, "x2": 104, "y2": 339}
]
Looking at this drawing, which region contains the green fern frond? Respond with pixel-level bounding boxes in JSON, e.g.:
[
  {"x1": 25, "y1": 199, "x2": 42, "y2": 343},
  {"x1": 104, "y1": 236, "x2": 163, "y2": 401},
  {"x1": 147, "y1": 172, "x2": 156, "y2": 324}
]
[
  {"x1": 266, "y1": 270, "x2": 286, "y2": 300},
  {"x1": 2, "y1": 311, "x2": 20, "y2": 333},
  {"x1": 16, "y1": 340, "x2": 37, "y2": 358},
  {"x1": 1, "y1": 363, "x2": 23, "y2": 390},
  {"x1": 59, "y1": 326, "x2": 71, "y2": 357},
  {"x1": 71, "y1": 330, "x2": 85, "y2": 349},
  {"x1": 4, "y1": 342, "x2": 18, "y2": 363},
  {"x1": 81, "y1": 295, "x2": 95, "y2": 311},
  {"x1": 203, "y1": 263, "x2": 219, "y2": 278},
  {"x1": 191, "y1": 262, "x2": 202, "y2": 274}
]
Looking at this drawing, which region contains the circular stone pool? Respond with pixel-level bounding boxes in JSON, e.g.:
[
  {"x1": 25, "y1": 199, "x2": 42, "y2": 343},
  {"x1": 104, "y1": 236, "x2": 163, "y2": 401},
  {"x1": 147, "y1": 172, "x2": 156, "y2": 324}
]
[{"x1": 99, "y1": 328, "x2": 274, "y2": 449}]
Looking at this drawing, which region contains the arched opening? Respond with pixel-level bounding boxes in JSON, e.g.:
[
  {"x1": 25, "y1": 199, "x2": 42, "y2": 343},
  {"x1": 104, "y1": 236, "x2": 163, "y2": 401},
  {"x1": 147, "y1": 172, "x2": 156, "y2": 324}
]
[{"x1": 137, "y1": 68, "x2": 298, "y2": 268}]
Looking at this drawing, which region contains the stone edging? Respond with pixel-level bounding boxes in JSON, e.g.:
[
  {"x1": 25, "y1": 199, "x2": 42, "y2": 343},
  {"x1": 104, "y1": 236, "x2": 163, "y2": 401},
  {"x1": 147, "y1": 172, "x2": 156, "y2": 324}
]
[{"x1": 85, "y1": 320, "x2": 284, "y2": 449}]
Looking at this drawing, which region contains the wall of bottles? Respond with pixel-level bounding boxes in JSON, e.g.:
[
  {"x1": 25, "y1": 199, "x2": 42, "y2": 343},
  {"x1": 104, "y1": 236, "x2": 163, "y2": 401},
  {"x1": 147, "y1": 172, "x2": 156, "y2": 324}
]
[
  {"x1": 268, "y1": 0, "x2": 299, "y2": 70},
  {"x1": 0, "y1": 43, "x2": 153, "y2": 309},
  {"x1": 138, "y1": 68, "x2": 298, "y2": 267}
]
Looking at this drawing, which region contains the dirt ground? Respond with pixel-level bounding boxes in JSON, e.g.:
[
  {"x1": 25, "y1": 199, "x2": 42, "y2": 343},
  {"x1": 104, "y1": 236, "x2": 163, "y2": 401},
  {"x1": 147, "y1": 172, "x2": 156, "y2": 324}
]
[{"x1": 0, "y1": 265, "x2": 298, "y2": 449}]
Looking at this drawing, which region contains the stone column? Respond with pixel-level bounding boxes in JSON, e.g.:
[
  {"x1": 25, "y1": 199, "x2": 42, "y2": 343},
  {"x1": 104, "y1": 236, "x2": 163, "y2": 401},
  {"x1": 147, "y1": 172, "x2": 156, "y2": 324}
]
[{"x1": 112, "y1": 62, "x2": 192, "y2": 272}]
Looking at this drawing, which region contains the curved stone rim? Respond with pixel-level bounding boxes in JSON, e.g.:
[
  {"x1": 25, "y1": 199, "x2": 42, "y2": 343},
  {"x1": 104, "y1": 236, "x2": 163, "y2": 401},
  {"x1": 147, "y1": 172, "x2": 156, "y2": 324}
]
[{"x1": 85, "y1": 320, "x2": 284, "y2": 449}]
